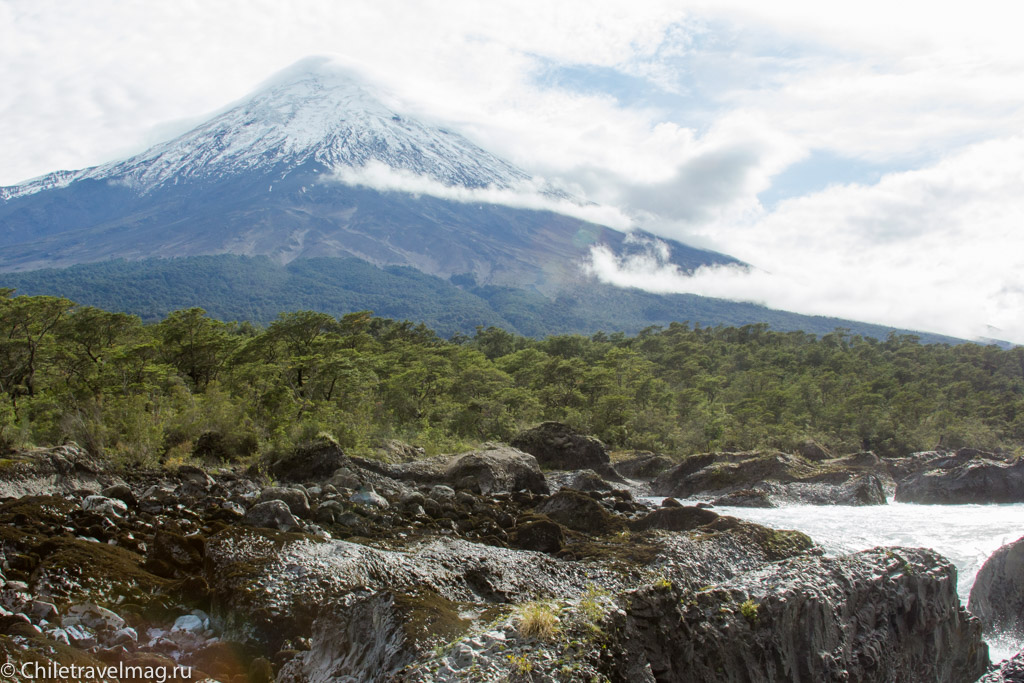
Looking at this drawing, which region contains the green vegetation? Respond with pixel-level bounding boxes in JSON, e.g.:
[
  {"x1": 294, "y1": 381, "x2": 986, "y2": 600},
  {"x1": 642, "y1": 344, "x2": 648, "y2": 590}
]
[
  {"x1": 1, "y1": 290, "x2": 1022, "y2": 463},
  {"x1": 516, "y1": 602, "x2": 561, "y2": 640},
  {"x1": 740, "y1": 599, "x2": 760, "y2": 625}
]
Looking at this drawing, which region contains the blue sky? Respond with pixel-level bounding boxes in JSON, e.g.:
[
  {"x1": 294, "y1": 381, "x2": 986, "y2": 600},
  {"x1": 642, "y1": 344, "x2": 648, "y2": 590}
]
[{"x1": 1, "y1": 0, "x2": 1023, "y2": 341}]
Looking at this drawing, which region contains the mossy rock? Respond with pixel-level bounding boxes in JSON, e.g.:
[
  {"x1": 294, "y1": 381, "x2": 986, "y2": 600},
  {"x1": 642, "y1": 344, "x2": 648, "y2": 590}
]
[
  {"x1": 394, "y1": 588, "x2": 474, "y2": 647},
  {"x1": 534, "y1": 490, "x2": 625, "y2": 536},
  {"x1": 0, "y1": 633, "x2": 108, "y2": 679},
  {"x1": 703, "y1": 516, "x2": 815, "y2": 561},
  {"x1": 32, "y1": 536, "x2": 174, "y2": 609},
  {"x1": 629, "y1": 506, "x2": 720, "y2": 532}
]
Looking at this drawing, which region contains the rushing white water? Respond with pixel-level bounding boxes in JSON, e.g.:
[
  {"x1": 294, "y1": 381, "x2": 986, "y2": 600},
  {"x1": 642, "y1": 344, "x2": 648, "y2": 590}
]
[{"x1": 701, "y1": 500, "x2": 1024, "y2": 662}]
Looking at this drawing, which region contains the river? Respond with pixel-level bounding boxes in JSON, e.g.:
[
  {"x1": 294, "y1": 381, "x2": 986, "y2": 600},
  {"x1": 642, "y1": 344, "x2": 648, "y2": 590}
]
[{"x1": 698, "y1": 499, "x2": 1024, "y2": 662}]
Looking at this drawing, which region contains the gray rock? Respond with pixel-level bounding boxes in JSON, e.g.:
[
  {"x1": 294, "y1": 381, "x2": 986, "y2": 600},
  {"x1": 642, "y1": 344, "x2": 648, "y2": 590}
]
[
  {"x1": 711, "y1": 489, "x2": 776, "y2": 508},
  {"x1": 66, "y1": 602, "x2": 125, "y2": 631},
  {"x1": 603, "y1": 547, "x2": 988, "y2": 683},
  {"x1": 243, "y1": 500, "x2": 300, "y2": 531},
  {"x1": 100, "y1": 483, "x2": 137, "y2": 507},
  {"x1": 172, "y1": 614, "x2": 205, "y2": 634},
  {"x1": 430, "y1": 485, "x2": 456, "y2": 503},
  {"x1": 979, "y1": 649, "x2": 1024, "y2": 682},
  {"x1": 896, "y1": 457, "x2": 1024, "y2": 504},
  {"x1": 534, "y1": 490, "x2": 624, "y2": 535},
  {"x1": 350, "y1": 486, "x2": 389, "y2": 509},
  {"x1": 969, "y1": 534, "x2": 1024, "y2": 634},
  {"x1": 178, "y1": 464, "x2": 216, "y2": 490},
  {"x1": 81, "y1": 494, "x2": 128, "y2": 518},
  {"x1": 511, "y1": 422, "x2": 609, "y2": 470},
  {"x1": 267, "y1": 435, "x2": 348, "y2": 482},
  {"x1": 258, "y1": 486, "x2": 311, "y2": 518},
  {"x1": 315, "y1": 500, "x2": 346, "y2": 524},
  {"x1": 443, "y1": 445, "x2": 549, "y2": 495}
]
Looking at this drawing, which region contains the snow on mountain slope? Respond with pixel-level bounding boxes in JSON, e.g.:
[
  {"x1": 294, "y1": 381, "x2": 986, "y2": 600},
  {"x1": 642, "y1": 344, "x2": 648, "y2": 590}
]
[{"x1": 1, "y1": 56, "x2": 535, "y2": 200}]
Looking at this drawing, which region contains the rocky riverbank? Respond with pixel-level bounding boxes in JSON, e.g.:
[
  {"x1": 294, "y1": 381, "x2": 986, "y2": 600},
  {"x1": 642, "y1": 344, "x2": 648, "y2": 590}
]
[{"x1": 0, "y1": 434, "x2": 1002, "y2": 682}]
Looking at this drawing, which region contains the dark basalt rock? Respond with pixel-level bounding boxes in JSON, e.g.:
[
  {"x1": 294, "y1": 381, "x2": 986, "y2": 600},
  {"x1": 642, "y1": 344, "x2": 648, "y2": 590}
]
[
  {"x1": 895, "y1": 456, "x2": 1024, "y2": 504},
  {"x1": 603, "y1": 547, "x2": 988, "y2": 683},
  {"x1": 979, "y1": 649, "x2": 1024, "y2": 682},
  {"x1": 969, "y1": 534, "x2": 1024, "y2": 635},
  {"x1": 630, "y1": 506, "x2": 719, "y2": 532},
  {"x1": 351, "y1": 444, "x2": 548, "y2": 496},
  {"x1": 711, "y1": 488, "x2": 776, "y2": 508},
  {"x1": 613, "y1": 452, "x2": 676, "y2": 480},
  {"x1": 443, "y1": 445, "x2": 548, "y2": 495},
  {"x1": 265, "y1": 435, "x2": 348, "y2": 482},
  {"x1": 510, "y1": 519, "x2": 564, "y2": 554},
  {"x1": 653, "y1": 450, "x2": 888, "y2": 506},
  {"x1": 257, "y1": 486, "x2": 311, "y2": 518},
  {"x1": 243, "y1": 500, "x2": 300, "y2": 531},
  {"x1": 533, "y1": 489, "x2": 625, "y2": 535},
  {"x1": 510, "y1": 422, "x2": 609, "y2": 470}
]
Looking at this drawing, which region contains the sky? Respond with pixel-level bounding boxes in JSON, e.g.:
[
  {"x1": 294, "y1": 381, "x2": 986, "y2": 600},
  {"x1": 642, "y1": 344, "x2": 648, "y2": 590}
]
[{"x1": 2, "y1": 0, "x2": 1023, "y2": 342}]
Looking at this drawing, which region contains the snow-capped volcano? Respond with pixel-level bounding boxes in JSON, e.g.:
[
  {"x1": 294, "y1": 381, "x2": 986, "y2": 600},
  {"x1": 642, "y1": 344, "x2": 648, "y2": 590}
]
[
  {"x1": 0, "y1": 56, "x2": 737, "y2": 285},
  {"x1": 3, "y1": 56, "x2": 532, "y2": 201}
]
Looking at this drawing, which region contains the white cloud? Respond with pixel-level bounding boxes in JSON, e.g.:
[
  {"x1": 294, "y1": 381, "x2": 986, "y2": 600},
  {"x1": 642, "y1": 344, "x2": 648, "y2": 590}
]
[
  {"x1": 330, "y1": 161, "x2": 634, "y2": 229},
  {"x1": 587, "y1": 136, "x2": 1024, "y2": 342}
]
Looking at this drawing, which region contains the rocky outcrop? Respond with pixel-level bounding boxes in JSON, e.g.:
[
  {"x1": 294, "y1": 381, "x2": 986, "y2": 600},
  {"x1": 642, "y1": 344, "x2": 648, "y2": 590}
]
[
  {"x1": 397, "y1": 546, "x2": 986, "y2": 682},
  {"x1": 264, "y1": 434, "x2": 348, "y2": 482},
  {"x1": 895, "y1": 455, "x2": 1024, "y2": 504},
  {"x1": 979, "y1": 649, "x2": 1024, "y2": 682},
  {"x1": 510, "y1": 421, "x2": 609, "y2": 470},
  {"x1": 352, "y1": 443, "x2": 548, "y2": 495},
  {"x1": 711, "y1": 488, "x2": 776, "y2": 507},
  {"x1": 652, "y1": 450, "x2": 888, "y2": 505},
  {"x1": 598, "y1": 547, "x2": 988, "y2": 683},
  {"x1": 613, "y1": 452, "x2": 677, "y2": 480},
  {"x1": 0, "y1": 443, "x2": 116, "y2": 498},
  {"x1": 534, "y1": 489, "x2": 625, "y2": 535},
  {"x1": 968, "y1": 535, "x2": 1024, "y2": 635}
]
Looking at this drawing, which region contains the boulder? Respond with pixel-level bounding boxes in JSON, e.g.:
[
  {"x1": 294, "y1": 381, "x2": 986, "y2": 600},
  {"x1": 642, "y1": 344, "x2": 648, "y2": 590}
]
[
  {"x1": 377, "y1": 440, "x2": 424, "y2": 463},
  {"x1": 547, "y1": 469, "x2": 613, "y2": 492},
  {"x1": 100, "y1": 484, "x2": 137, "y2": 507},
  {"x1": 711, "y1": 489, "x2": 776, "y2": 508},
  {"x1": 653, "y1": 451, "x2": 887, "y2": 505},
  {"x1": 146, "y1": 530, "x2": 205, "y2": 579},
  {"x1": 895, "y1": 457, "x2": 1024, "y2": 504},
  {"x1": 267, "y1": 435, "x2": 348, "y2": 482},
  {"x1": 178, "y1": 464, "x2": 216, "y2": 491},
  {"x1": 534, "y1": 490, "x2": 624, "y2": 535},
  {"x1": 510, "y1": 422, "x2": 609, "y2": 470},
  {"x1": 443, "y1": 445, "x2": 549, "y2": 495},
  {"x1": 629, "y1": 506, "x2": 719, "y2": 532},
  {"x1": 612, "y1": 453, "x2": 676, "y2": 480},
  {"x1": 243, "y1": 500, "x2": 300, "y2": 531},
  {"x1": 81, "y1": 495, "x2": 128, "y2": 518},
  {"x1": 797, "y1": 439, "x2": 833, "y2": 462},
  {"x1": 969, "y1": 534, "x2": 1024, "y2": 634},
  {"x1": 258, "y1": 486, "x2": 311, "y2": 518},
  {"x1": 350, "y1": 485, "x2": 389, "y2": 509},
  {"x1": 511, "y1": 519, "x2": 564, "y2": 554}
]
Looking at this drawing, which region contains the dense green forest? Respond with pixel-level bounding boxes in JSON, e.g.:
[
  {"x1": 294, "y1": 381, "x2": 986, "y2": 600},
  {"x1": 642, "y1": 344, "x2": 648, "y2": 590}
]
[
  {"x1": 0, "y1": 254, "x2": 963, "y2": 342},
  {"x1": 2, "y1": 290, "x2": 1021, "y2": 466}
]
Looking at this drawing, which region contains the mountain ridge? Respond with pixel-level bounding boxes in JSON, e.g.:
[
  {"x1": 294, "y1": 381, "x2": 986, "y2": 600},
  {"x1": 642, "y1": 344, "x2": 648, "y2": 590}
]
[{"x1": 0, "y1": 56, "x2": 738, "y2": 294}]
